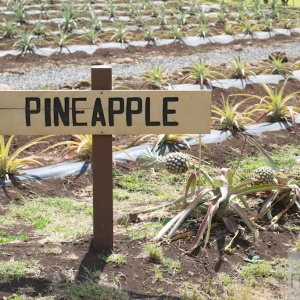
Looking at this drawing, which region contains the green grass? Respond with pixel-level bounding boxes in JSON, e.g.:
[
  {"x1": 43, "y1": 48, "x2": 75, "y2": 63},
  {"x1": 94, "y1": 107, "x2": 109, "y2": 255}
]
[
  {"x1": 0, "y1": 196, "x2": 93, "y2": 242},
  {"x1": 145, "y1": 243, "x2": 164, "y2": 261},
  {"x1": 240, "y1": 258, "x2": 287, "y2": 282},
  {"x1": 0, "y1": 258, "x2": 41, "y2": 282},
  {"x1": 100, "y1": 252, "x2": 127, "y2": 265},
  {"x1": 113, "y1": 169, "x2": 187, "y2": 197},
  {"x1": 0, "y1": 231, "x2": 28, "y2": 244},
  {"x1": 124, "y1": 221, "x2": 164, "y2": 240},
  {"x1": 229, "y1": 143, "x2": 300, "y2": 176},
  {"x1": 59, "y1": 282, "x2": 128, "y2": 300}
]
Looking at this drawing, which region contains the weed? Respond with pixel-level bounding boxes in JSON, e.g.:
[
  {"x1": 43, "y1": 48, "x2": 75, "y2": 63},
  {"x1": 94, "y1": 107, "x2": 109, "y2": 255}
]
[
  {"x1": 241, "y1": 258, "x2": 287, "y2": 282},
  {"x1": 145, "y1": 244, "x2": 164, "y2": 262},
  {"x1": 153, "y1": 265, "x2": 163, "y2": 281},
  {"x1": 60, "y1": 282, "x2": 128, "y2": 300},
  {"x1": 0, "y1": 258, "x2": 41, "y2": 282},
  {"x1": 219, "y1": 272, "x2": 232, "y2": 285},
  {"x1": 0, "y1": 232, "x2": 28, "y2": 244},
  {"x1": 103, "y1": 253, "x2": 127, "y2": 265}
]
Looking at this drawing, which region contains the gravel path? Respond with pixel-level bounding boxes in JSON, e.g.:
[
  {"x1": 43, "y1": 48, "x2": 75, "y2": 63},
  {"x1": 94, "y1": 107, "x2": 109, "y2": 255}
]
[{"x1": 1, "y1": 41, "x2": 300, "y2": 90}]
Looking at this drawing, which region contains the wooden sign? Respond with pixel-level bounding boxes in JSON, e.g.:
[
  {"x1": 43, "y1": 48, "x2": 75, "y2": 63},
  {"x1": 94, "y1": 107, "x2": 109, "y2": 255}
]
[{"x1": 0, "y1": 90, "x2": 211, "y2": 135}]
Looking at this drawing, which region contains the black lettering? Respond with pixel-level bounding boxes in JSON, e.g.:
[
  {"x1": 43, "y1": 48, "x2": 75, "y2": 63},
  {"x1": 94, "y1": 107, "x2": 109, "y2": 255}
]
[
  {"x1": 163, "y1": 97, "x2": 178, "y2": 126},
  {"x1": 25, "y1": 97, "x2": 40, "y2": 126},
  {"x1": 45, "y1": 98, "x2": 51, "y2": 127},
  {"x1": 109, "y1": 97, "x2": 124, "y2": 126},
  {"x1": 145, "y1": 97, "x2": 160, "y2": 126},
  {"x1": 126, "y1": 97, "x2": 142, "y2": 126},
  {"x1": 72, "y1": 98, "x2": 87, "y2": 126},
  {"x1": 54, "y1": 97, "x2": 69, "y2": 126},
  {"x1": 92, "y1": 98, "x2": 106, "y2": 126}
]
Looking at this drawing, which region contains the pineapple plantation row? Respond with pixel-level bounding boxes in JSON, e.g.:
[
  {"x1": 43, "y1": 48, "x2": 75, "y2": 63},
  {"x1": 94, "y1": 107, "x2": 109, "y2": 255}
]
[{"x1": 1, "y1": 0, "x2": 300, "y2": 55}]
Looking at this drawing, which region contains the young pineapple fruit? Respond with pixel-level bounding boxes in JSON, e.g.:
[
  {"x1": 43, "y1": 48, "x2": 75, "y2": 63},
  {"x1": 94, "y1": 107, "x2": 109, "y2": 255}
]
[
  {"x1": 165, "y1": 152, "x2": 189, "y2": 174},
  {"x1": 252, "y1": 166, "x2": 276, "y2": 184},
  {"x1": 142, "y1": 149, "x2": 194, "y2": 174}
]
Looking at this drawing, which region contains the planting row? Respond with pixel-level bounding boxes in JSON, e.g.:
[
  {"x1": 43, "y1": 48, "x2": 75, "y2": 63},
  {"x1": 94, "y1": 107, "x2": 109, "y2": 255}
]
[{"x1": 0, "y1": 0, "x2": 300, "y2": 54}]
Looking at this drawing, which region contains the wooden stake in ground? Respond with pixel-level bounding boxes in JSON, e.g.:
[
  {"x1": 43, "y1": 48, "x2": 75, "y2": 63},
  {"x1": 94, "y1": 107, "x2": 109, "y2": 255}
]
[{"x1": 91, "y1": 66, "x2": 113, "y2": 251}]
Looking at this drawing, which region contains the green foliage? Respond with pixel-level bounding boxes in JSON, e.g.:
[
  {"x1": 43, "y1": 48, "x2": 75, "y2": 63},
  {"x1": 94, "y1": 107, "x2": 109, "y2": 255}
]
[
  {"x1": 1, "y1": 19, "x2": 16, "y2": 38},
  {"x1": 14, "y1": 3, "x2": 26, "y2": 23},
  {"x1": 212, "y1": 95, "x2": 253, "y2": 131},
  {"x1": 236, "y1": 19, "x2": 260, "y2": 35},
  {"x1": 181, "y1": 58, "x2": 226, "y2": 89},
  {"x1": 261, "y1": 56, "x2": 294, "y2": 78},
  {"x1": 101, "y1": 253, "x2": 127, "y2": 265},
  {"x1": 60, "y1": 2, "x2": 77, "y2": 33},
  {"x1": 224, "y1": 23, "x2": 235, "y2": 35},
  {"x1": 178, "y1": 10, "x2": 188, "y2": 26},
  {"x1": 45, "y1": 134, "x2": 92, "y2": 161},
  {"x1": 245, "y1": 136, "x2": 300, "y2": 223},
  {"x1": 85, "y1": 27, "x2": 102, "y2": 45},
  {"x1": 89, "y1": 10, "x2": 102, "y2": 31},
  {"x1": 197, "y1": 22, "x2": 213, "y2": 38},
  {"x1": 154, "y1": 167, "x2": 278, "y2": 252},
  {"x1": 61, "y1": 282, "x2": 128, "y2": 300},
  {"x1": 139, "y1": 64, "x2": 170, "y2": 90},
  {"x1": 243, "y1": 81, "x2": 300, "y2": 126},
  {"x1": 33, "y1": 20, "x2": 48, "y2": 37},
  {"x1": 105, "y1": 3, "x2": 118, "y2": 20},
  {"x1": 0, "y1": 135, "x2": 48, "y2": 179},
  {"x1": 52, "y1": 30, "x2": 73, "y2": 53},
  {"x1": 169, "y1": 24, "x2": 184, "y2": 43},
  {"x1": 241, "y1": 259, "x2": 287, "y2": 281},
  {"x1": 145, "y1": 243, "x2": 164, "y2": 261},
  {"x1": 217, "y1": 10, "x2": 228, "y2": 24},
  {"x1": 110, "y1": 22, "x2": 131, "y2": 44},
  {"x1": 260, "y1": 17, "x2": 273, "y2": 31},
  {"x1": 0, "y1": 259, "x2": 41, "y2": 282},
  {"x1": 13, "y1": 31, "x2": 38, "y2": 55},
  {"x1": 142, "y1": 26, "x2": 158, "y2": 45},
  {"x1": 2, "y1": 196, "x2": 93, "y2": 242},
  {"x1": 228, "y1": 56, "x2": 257, "y2": 79},
  {"x1": 114, "y1": 169, "x2": 166, "y2": 195},
  {"x1": 0, "y1": 232, "x2": 28, "y2": 244},
  {"x1": 157, "y1": 6, "x2": 168, "y2": 28}
]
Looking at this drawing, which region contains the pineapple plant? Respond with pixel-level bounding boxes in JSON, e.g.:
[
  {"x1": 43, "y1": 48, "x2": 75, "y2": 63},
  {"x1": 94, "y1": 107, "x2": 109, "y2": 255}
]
[
  {"x1": 142, "y1": 149, "x2": 195, "y2": 174},
  {"x1": 252, "y1": 166, "x2": 276, "y2": 184}
]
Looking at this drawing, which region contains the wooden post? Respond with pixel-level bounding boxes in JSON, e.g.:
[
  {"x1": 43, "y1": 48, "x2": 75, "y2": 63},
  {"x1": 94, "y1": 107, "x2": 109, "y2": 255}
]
[{"x1": 91, "y1": 66, "x2": 113, "y2": 251}]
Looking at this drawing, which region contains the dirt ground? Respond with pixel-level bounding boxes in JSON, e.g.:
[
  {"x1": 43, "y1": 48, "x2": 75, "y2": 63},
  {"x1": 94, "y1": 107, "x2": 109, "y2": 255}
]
[{"x1": 0, "y1": 34, "x2": 300, "y2": 299}]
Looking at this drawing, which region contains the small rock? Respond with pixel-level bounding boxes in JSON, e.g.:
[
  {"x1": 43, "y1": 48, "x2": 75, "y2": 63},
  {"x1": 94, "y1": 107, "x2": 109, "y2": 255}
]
[
  {"x1": 115, "y1": 212, "x2": 139, "y2": 225},
  {"x1": 246, "y1": 41, "x2": 253, "y2": 45},
  {"x1": 122, "y1": 57, "x2": 134, "y2": 64},
  {"x1": 188, "y1": 271, "x2": 194, "y2": 276},
  {"x1": 116, "y1": 272, "x2": 126, "y2": 280},
  {"x1": 91, "y1": 60, "x2": 104, "y2": 65},
  {"x1": 62, "y1": 84, "x2": 73, "y2": 90},
  {"x1": 233, "y1": 44, "x2": 243, "y2": 51},
  {"x1": 72, "y1": 80, "x2": 91, "y2": 89},
  {"x1": 10, "y1": 70, "x2": 25, "y2": 75},
  {"x1": 43, "y1": 271, "x2": 67, "y2": 283}
]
